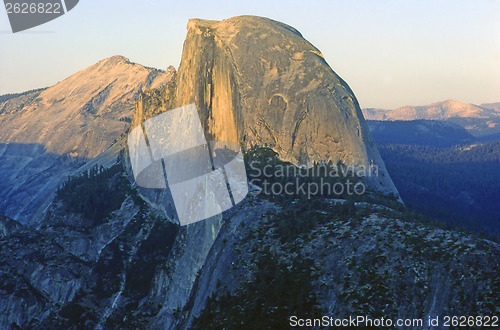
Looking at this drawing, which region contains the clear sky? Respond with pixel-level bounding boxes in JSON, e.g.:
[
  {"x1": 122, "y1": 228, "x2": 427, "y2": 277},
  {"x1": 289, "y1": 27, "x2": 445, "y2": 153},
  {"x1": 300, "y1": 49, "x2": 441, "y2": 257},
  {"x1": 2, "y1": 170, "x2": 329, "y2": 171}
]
[{"x1": 0, "y1": 0, "x2": 498, "y2": 109}]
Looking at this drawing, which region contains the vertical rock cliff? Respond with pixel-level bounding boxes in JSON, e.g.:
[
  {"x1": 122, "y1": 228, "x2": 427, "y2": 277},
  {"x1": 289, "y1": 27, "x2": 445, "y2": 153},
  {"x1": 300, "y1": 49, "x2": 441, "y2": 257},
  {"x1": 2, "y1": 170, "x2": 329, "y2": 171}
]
[{"x1": 131, "y1": 15, "x2": 397, "y2": 195}]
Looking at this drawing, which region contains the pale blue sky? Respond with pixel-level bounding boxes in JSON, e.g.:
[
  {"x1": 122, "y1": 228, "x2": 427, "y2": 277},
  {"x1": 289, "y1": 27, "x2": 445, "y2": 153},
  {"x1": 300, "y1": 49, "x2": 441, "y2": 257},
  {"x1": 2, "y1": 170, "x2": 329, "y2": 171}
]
[{"x1": 0, "y1": 0, "x2": 499, "y2": 108}]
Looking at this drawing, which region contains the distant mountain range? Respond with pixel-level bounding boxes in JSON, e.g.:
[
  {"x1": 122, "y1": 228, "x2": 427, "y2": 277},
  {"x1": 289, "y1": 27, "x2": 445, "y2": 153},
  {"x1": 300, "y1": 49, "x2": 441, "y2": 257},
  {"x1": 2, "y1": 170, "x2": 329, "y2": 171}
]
[
  {"x1": 363, "y1": 100, "x2": 500, "y2": 141},
  {"x1": 363, "y1": 99, "x2": 500, "y2": 121}
]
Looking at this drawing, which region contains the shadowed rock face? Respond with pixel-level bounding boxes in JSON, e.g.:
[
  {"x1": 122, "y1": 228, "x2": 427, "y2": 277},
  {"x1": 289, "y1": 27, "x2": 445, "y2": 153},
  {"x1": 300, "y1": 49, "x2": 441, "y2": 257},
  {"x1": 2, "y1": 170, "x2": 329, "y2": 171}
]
[
  {"x1": 132, "y1": 15, "x2": 397, "y2": 194},
  {"x1": 363, "y1": 100, "x2": 500, "y2": 141}
]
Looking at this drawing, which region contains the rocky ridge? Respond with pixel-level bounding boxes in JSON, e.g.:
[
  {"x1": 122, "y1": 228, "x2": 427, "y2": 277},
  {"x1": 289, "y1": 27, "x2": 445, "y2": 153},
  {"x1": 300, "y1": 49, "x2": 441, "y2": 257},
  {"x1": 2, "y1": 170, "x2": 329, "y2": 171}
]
[
  {"x1": 363, "y1": 100, "x2": 500, "y2": 121},
  {"x1": 363, "y1": 100, "x2": 500, "y2": 141},
  {"x1": 0, "y1": 55, "x2": 174, "y2": 159}
]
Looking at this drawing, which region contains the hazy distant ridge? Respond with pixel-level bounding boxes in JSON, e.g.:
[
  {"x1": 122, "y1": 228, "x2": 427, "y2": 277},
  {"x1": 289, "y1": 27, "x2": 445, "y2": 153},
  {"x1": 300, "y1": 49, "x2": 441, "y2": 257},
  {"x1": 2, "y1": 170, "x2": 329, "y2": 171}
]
[{"x1": 363, "y1": 100, "x2": 500, "y2": 140}]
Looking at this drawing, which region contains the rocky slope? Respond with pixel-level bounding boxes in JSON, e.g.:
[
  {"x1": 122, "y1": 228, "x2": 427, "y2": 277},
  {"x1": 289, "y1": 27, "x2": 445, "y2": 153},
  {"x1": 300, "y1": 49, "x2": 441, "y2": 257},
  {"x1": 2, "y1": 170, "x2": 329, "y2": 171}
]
[
  {"x1": 132, "y1": 15, "x2": 397, "y2": 195},
  {"x1": 2, "y1": 171, "x2": 499, "y2": 328},
  {"x1": 0, "y1": 165, "x2": 148, "y2": 329},
  {"x1": 184, "y1": 197, "x2": 500, "y2": 329},
  {"x1": 0, "y1": 56, "x2": 174, "y2": 224},
  {"x1": 481, "y1": 102, "x2": 500, "y2": 112}
]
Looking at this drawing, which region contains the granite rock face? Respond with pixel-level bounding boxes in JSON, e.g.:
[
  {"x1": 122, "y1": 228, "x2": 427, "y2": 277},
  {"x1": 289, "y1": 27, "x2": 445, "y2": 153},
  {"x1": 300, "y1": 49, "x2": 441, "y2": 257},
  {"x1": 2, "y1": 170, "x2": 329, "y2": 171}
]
[
  {"x1": 0, "y1": 214, "x2": 23, "y2": 238},
  {"x1": 122, "y1": 16, "x2": 401, "y2": 325},
  {"x1": 0, "y1": 143, "x2": 84, "y2": 224},
  {"x1": 132, "y1": 16, "x2": 397, "y2": 195},
  {"x1": 0, "y1": 214, "x2": 88, "y2": 328}
]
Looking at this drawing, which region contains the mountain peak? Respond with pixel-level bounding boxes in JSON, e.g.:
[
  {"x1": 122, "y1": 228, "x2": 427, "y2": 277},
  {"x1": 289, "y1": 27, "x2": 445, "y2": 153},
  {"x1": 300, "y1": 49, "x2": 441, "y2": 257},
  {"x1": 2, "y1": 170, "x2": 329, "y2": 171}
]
[
  {"x1": 132, "y1": 16, "x2": 397, "y2": 195},
  {"x1": 441, "y1": 99, "x2": 461, "y2": 105},
  {"x1": 0, "y1": 56, "x2": 174, "y2": 158},
  {"x1": 187, "y1": 15, "x2": 303, "y2": 38},
  {"x1": 100, "y1": 55, "x2": 130, "y2": 65},
  {"x1": 187, "y1": 18, "x2": 218, "y2": 29}
]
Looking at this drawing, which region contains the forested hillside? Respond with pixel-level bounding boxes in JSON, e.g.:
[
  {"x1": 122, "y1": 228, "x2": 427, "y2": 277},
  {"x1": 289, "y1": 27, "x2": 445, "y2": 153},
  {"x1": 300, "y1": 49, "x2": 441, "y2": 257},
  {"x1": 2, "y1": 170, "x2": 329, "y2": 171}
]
[{"x1": 379, "y1": 141, "x2": 500, "y2": 240}]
